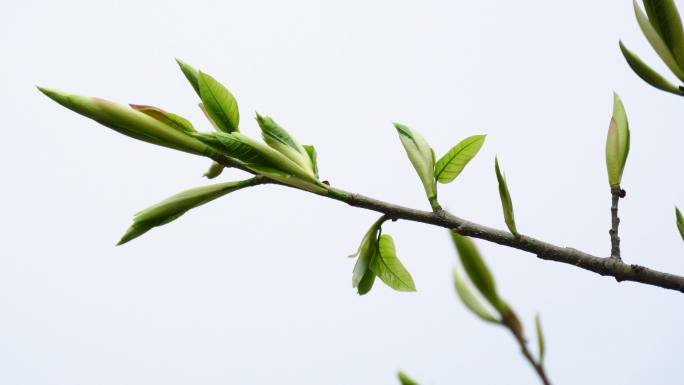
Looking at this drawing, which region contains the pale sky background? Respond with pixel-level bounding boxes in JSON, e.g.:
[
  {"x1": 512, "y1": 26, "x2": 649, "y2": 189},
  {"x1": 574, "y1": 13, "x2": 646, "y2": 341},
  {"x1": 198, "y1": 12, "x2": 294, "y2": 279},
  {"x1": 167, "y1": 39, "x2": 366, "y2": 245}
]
[{"x1": 1, "y1": 0, "x2": 683, "y2": 384}]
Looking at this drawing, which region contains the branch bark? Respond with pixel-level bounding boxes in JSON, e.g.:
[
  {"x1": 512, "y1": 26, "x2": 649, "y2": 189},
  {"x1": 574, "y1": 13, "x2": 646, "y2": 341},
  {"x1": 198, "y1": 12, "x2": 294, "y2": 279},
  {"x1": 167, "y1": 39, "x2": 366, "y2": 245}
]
[
  {"x1": 609, "y1": 186, "x2": 624, "y2": 260},
  {"x1": 216, "y1": 157, "x2": 684, "y2": 294}
]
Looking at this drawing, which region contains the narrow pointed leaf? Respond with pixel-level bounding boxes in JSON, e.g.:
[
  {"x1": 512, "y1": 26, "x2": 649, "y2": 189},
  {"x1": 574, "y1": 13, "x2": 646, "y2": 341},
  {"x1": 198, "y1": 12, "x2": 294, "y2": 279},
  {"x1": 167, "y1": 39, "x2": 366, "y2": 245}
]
[
  {"x1": 203, "y1": 161, "x2": 224, "y2": 179},
  {"x1": 175, "y1": 58, "x2": 200, "y2": 95},
  {"x1": 452, "y1": 268, "x2": 500, "y2": 323},
  {"x1": 256, "y1": 113, "x2": 314, "y2": 175},
  {"x1": 450, "y1": 231, "x2": 505, "y2": 313},
  {"x1": 397, "y1": 371, "x2": 421, "y2": 385},
  {"x1": 130, "y1": 104, "x2": 196, "y2": 133},
  {"x1": 369, "y1": 234, "x2": 416, "y2": 292},
  {"x1": 435, "y1": 135, "x2": 486, "y2": 184},
  {"x1": 303, "y1": 145, "x2": 319, "y2": 178},
  {"x1": 619, "y1": 41, "x2": 683, "y2": 95},
  {"x1": 393, "y1": 123, "x2": 437, "y2": 203},
  {"x1": 634, "y1": 0, "x2": 684, "y2": 81},
  {"x1": 643, "y1": 0, "x2": 684, "y2": 66},
  {"x1": 495, "y1": 157, "x2": 519, "y2": 237},
  {"x1": 676, "y1": 207, "x2": 684, "y2": 240},
  {"x1": 198, "y1": 71, "x2": 240, "y2": 133},
  {"x1": 612, "y1": 93, "x2": 631, "y2": 174},
  {"x1": 37, "y1": 87, "x2": 215, "y2": 156},
  {"x1": 117, "y1": 178, "x2": 258, "y2": 245},
  {"x1": 535, "y1": 314, "x2": 546, "y2": 363}
]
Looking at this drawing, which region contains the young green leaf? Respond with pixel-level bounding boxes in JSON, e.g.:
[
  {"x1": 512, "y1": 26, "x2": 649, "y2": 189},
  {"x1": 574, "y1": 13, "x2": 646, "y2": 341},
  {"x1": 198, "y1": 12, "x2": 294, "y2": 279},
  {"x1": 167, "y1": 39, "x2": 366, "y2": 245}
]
[
  {"x1": 642, "y1": 0, "x2": 684, "y2": 67},
  {"x1": 130, "y1": 104, "x2": 196, "y2": 133},
  {"x1": 535, "y1": 314, "x2": 546, "y2": 363},
  {"x1": 117, "y1": 178, "x2": 258, "y2": 245},
  {"x1": 619, "y1": 41, "x2": 684, "y2": 95},
  {"x1": 369, "y1": 234, "x2": 416, "y2": 292},
  {"x1": 350, "y1": 217, "x2": 386, "y2": 288},
  {"x1": 452, "y1": 268, "x2": 500, "y2": 323},
  {"x1": 37, "y1": 87, "x2": 215, "y2": 156},
  {"x1": 303, "y1": 145, "x2": 319, "y2": 178},
  {"x1": 605, "y1": 93, "x2": 631, "y2": 187},
  {"x1": 393, "y1": 123, "x2": 437, "y2": 205},
  {"x1": 175, "y1": 58, "x2": 200, "y2": 95},
  {"x1": 434, "y1": 135, "x2": 486, "y2": 184},
  {"x1": 634, "y1": 0, "x2": 684, "y2": 81},
  {"x1": 256, "y1": 113, "x2": 314, "y2": 176},
  {"x1": 198, "y1": 71, "x2": 240, "y2": 133},
  {"x1": 357, "y1": 269, "x2": 376, "y2": 295},
  {"x1": 495, "y1": 157, "x2": 519, "y2": 237},
  {"x1": 203, "y1": 161, "x2": 224, "y2": 179},
  {"x1": 397, "y1": 371, "x2": 421, "y2": 385},
  {"x1": 676, "y1": 207, "x2": 684, "y2": 240},
  {"x1": 450, "y1": 231, "x2": 505, "y2": 313}
]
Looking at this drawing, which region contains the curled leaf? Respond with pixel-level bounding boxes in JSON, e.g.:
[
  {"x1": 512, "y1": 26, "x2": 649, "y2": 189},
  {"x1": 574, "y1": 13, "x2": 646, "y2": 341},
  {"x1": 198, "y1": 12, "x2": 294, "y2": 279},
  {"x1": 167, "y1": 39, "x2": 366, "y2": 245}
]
[
  {"x1": 619, "y1": 41, "x2": 683, "y2": 95},
  {"x1": 350, "y1": 216, "x2": 386, "y2": 291},
  {"x1": 450, "y1": 231, "x2": 505, "y2": 313},
  {"x1": 634, "y1": 0, "x2": 684, "y2": 81},
  {"x1": 370, "y1": 234, "x2": 416, "y2": 292},
  {"x1": 452, "y1": 268, "x2": 499, "y2": 323},
  {"x1": 303, "y1": 145, "x2": 319, "y2": 178},
  {"x1": 605, "y1": 93, "x2": 631, "y2": 187},
  {"x1": 393, "y1": 123, "x2": 437, "y2": 205},
  {"x1": 198, "y1": 71, "x2": 240, "y2": 133},
  {"x1": 130, "y1": 104, "x2": 196, "y2": 133},
  {"x1": 434, "y1": 135, "x2": 486, "y2": 184},
  {"x1": 256, "y1": 113, "x2": 315, "y2": 177},
  {"x1": 495, "y1": 157, "x2": 518, "y2": 237},
  {"x1": 203, "y1": 161, "x2": 224, "y2": 179},
  {"x1": 117, "y1": 178, "x2": 258, "y2": 245},
  {"x1": 676, "y1": 207, "x2": 684, "y2": 241},
  {"x1": 642, "y1": 0, "x2": 684, "y2": 66}
]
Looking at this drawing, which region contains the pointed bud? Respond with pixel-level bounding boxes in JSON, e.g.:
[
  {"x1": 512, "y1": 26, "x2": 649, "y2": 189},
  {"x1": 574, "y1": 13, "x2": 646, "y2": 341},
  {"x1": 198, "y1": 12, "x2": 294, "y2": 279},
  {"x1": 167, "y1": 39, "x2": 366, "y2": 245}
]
[{"x1": 605, "y1": 93, "x2": 630, "y2": 187}]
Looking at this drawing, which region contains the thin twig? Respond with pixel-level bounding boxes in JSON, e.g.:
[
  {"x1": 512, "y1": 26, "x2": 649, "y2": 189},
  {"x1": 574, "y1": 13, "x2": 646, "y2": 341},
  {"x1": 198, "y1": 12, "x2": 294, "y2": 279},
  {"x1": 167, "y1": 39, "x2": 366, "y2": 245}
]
[
  {"x1": 512, "y1": 332, "x2": 551, "y2": 385},
  {"x1": 609, "y1": 186, "x2": 624, "y2": 260}
]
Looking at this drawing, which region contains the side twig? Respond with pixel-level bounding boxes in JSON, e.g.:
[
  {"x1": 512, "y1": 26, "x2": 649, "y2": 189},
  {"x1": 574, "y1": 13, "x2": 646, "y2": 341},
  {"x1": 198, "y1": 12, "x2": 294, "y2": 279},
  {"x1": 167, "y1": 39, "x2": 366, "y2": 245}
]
[{"x1": 609, "y1": 186, "x2": 625, "y2": 260}]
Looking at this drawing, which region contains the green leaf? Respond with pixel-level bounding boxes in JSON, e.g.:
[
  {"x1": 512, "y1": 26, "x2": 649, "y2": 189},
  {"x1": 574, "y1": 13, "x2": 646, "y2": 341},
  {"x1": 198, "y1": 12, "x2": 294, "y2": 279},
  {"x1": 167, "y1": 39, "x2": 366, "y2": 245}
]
[
  {"x1": 435, "y1": 135, "x2": 486, "y2": 184},
  {"x1": 303, "y1": 145, "x2": 319, "y2": 178},
  {"x1": 357, "y1": 269, "x2": 376, "y2": 295},
  {"x1": 605, "y1": 93, "x2": 631, "y2": 187},
  {"x1": 369, "y1": 234, "x2": 416, "y2": 292},
  {"x1": 676, "y1": 207, "x2": 684, "y2": 240},
  {"x1": 393, "y1": 123, "x2": 437, "y2": 204},
  {"x1": 535, "y1": 314, "x2": 546, "y2": 363},
  {"x1": 634, "y1": 0, "x2": 684, "y2": 81},
  {"x1": 397, "y1": 371, "x2": 421, "y2": 385},
  {"x1": 350, "y1": 217, "x2": 385, "y2": 289},
  {"x1": 452, "y1": 268, "x2": 500, "y2": 323},
  {"x1": 494, "y1": 157, "x2": 519, "y2": 237},
  {"x1": 130, "y1": 104, "x2": 196, "y2": 133},
  {"x1": 619, "y1": 41, "x2": 684, "y2": 95},
  {"x1": 175, "y1": 58, "x2": 200, "y2": 95},
  {"x1": 37, "y1": 87, "x2": 215, "y2": 157},
  {"x1": 643, "y1": 0, "x2": 684, "y2": 67},
  {"x1": 198, "y1": 71, "x2": 240, "y2": 133},
  {"x1": 117, "y1": 178, "x2": 258, "y2": 245},
  {"x1": 203, "y1": 161, "x2": 224, "y2": 179},
  {"x1": 450, "y1": 231, "x2": 505, "y2": 313},
  {"x1": 256, "y1": 113, "x2": 315, "y2": 176}
]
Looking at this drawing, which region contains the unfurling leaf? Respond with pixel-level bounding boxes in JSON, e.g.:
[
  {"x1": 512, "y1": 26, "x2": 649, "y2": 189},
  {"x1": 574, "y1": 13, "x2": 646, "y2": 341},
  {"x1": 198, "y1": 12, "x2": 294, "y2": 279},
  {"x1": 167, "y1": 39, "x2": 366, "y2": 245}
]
[
  {"x1": 198, "y1": 71, "x2": 240, "y2": 133},
  {"x1": 303, "y1": 145, "x2": 319, "y2": 178},
  {"x1": 369, "y1": 234, "x2": 416, "y2": 292},
  {"x1": 175, "y1": 58, "x2": 200, "y2": 95},
  {"x1": 397, "y1": 371, "x2": 421, "y2": 385},
  {"x1": 117, "y1": 178, "x2": 258, "y2": 245},
  {"x1": 676, "y1": 207, "x2": 684, "y2": 240},
  {"x1": 256, "y1": 113, "x2": 315, "y2": 177},
  {"x1": 203, "y1": 161, "x2": 224, "y2": 179},
  {"x1": 450, "y1": 231, "x2": 505, "y2": 313},
  {"x1": 452, "y1": 268, "x2": 499, "y2": 323},
  {"x1": 192, "y1": 131, "x2": 324, "y2": 192},
  {"x1": 642, "y1": 0, "x2": 684, "y2": 66},
  {"x1": 435, "y1": 135, "x2": 486, "y2": 184},
  {"x1": 495, "y1": 157, "x2": 519, "y2": 237},
  {"x1": 37, "y1": 87, "x2": 215, "y2": 156},
  {"x1": 619, "y1": 41, "x2": 684, "y2": 95},
  {"x1": 634, "y1": 0, "x2": 684, "y2": 81},
  {"x1": 357, "y1": 269, "x2": 376, "y2": 295},
  {"x1": 350, "y1": 216, "x2": 386, "y2": 294},
  {"x1": 393, "y1": 123, "x2": 437, "y2": 206},
  {"x1": 535, "y1": 313, "x2": 546, "y2": 363},
  {"x1": 130, "y1": 104, "x2": 196, "y2": 133},
  {"x1": 605, "y1": 93, "x2": 631, "y2": 187}
]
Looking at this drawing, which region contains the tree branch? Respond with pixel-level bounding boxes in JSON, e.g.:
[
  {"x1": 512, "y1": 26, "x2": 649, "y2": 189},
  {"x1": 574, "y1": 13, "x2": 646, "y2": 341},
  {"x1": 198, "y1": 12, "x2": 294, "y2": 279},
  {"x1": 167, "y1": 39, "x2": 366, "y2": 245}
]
[
  {"x1": 215, "y1": 157, "x2": 684, "y2": 294},
  {"x1": 609, "y1": 187, "x2": 624, "y2": 260}
]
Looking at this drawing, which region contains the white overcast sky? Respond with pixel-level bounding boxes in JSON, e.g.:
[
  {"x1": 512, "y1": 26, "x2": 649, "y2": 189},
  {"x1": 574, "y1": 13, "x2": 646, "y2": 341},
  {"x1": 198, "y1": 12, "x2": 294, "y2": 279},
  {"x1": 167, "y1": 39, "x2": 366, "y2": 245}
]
[{"x1": 2, "y1": 0, "x2": 683, "y2": 384}]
